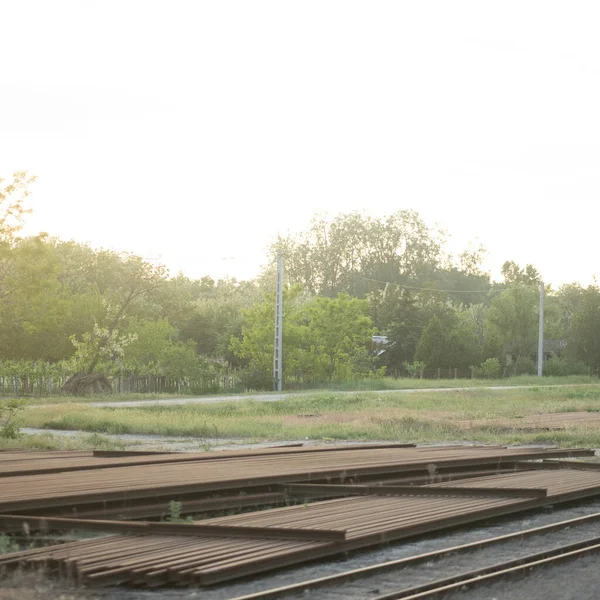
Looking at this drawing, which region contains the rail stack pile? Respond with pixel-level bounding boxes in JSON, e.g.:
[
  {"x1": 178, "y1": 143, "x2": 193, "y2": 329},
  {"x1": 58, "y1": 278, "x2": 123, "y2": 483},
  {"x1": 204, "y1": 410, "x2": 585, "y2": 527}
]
[{"x1": 0, "y1": 444, "x2": 599, "y2": 588}]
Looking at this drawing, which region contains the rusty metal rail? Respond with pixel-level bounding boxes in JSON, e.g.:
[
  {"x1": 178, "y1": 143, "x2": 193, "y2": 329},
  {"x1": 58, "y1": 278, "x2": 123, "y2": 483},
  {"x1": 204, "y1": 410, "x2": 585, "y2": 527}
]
[
  {"x1": 0, "y1": 446, "x2": 590, "y2": 514},
  {"x1": 1, "y1": 448, "x2": 599, "y2": 589},
  {"x1": 286, "y1": 483, "x2": 548, "y2": 499},
  {"x1": 5, "y1": 469, "x2": 600, "y2": 587},
  {"x1": 373, "y1": 536, "x2": 600, "y2": 600},
  {"x1": 0, "y1": 515, "x2": 347, "y2": 542},
  {"x1": 0, "y1": 443, "x2": 416, "y2": 477},
  {"x1": 229, "y1": 510, "x2": 600, "y2": 600}
]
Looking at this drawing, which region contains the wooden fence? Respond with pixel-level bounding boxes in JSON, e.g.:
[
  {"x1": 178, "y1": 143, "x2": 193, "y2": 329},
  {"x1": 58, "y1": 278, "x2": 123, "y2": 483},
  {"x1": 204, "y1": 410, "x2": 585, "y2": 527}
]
[{"x1": 0, "y1": 373, "x2": 260, "y2": 398}]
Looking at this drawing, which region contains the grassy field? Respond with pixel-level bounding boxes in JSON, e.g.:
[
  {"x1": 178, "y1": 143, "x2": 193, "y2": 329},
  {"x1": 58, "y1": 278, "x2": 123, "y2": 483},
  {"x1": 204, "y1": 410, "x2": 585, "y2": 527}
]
[
  {"x1": 15, "y1": 384, "x2": 600, "y2": 448},
  {"x1": 0, "y1": 432, "x2": 126, "y2": 452},
  {"x1": 8, "y1": 374, "x2": 600, "y2": 405}
]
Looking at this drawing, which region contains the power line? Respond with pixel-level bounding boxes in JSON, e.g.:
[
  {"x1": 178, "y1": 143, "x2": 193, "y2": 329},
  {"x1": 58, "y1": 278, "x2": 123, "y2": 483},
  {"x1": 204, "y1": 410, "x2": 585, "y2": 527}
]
[{"x1": 350, "y1": 274, "x2": 496, "y2": 295}]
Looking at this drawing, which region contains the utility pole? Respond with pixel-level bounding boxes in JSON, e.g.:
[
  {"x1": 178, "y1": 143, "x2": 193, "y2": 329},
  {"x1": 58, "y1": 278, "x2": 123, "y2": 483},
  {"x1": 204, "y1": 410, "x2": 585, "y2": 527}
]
[
  {"x1": 537, "y1": 281, "x2": 544, "y2": 377},
  {"x1": 273, "y1": 254, "x2": 284, "y2": 391}
]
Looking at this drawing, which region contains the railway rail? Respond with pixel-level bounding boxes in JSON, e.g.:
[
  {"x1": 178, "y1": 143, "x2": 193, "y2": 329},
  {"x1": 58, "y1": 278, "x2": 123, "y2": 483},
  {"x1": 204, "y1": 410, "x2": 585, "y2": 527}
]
[
  {"x1": 230, "y1": 511, "x2": 600, "y2": 600},
  {"x1": 2, "y1": 446, "x2": 600, "y2": 592}
]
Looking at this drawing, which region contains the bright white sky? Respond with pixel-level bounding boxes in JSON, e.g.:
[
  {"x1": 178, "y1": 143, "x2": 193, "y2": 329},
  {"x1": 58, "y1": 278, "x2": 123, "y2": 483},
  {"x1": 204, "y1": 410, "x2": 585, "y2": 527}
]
[{"x1": 2, "y1": 1, "x2": 599, "y2": 286}]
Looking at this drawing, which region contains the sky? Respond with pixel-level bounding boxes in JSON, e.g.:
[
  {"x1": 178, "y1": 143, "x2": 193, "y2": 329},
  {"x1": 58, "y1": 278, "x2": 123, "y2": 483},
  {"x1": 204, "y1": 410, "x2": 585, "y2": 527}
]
[{"x1": 2, "y1": 1, "x2": 600, "y2": 286}]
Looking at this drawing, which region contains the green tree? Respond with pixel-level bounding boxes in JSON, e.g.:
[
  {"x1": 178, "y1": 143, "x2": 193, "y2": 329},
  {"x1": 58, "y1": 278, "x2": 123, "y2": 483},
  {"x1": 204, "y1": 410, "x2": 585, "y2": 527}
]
[
  {"x1": 414, "y1": 315, "x2": 449, "y2": 370},
  {"x1": 487, "y1": 286, "x2": 539, "y2": 360},
  {"x1": 568, "y1": 285, "x2": 600, "y2": 374},
  {"x1": 501, "y1": 261, "x2": 542, "y2": 286},
  {"x1": 547, "y1": 283, "x2": 585, "y2": 341},
  {"x1": 368, "y1": 286, "x2": 425, "y2": 368},
  {"x1": 181, "y1": 279, "x2": 260, "y2": 359},
  {"x1": 0, "y1": 171, "x2": 36, "y2": 242},
  {"x1": 414, "y1": 313, "x2": 479, "y2": 371},
  {"x1": 123, "y1": 318, "x2": 210, "y2": 378},
  {"x1": 231, "y1": 289, "x2": 377, "y2": 384},
  {"x1": 302, "y1": 294, "x2": 375, "y2": 381},
  {"x1": 229, "y1": 285, "x2": 307, "y2": 382},
  {"x1": 0, "y1": 236, "x2": 70, "y2": 360},
  {"x1": 270, "y1": 210, "x2": 444, "y2": 297}
]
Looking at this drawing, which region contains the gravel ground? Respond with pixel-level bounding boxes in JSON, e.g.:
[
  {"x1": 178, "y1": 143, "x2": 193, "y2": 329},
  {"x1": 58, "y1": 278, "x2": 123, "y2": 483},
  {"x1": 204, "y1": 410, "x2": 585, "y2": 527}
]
[
  {"x1": 444, "y1": 553, "x2": 600, "y2": 600},
  {"x1": 82, "y1": 499, "x2": 600, "y2": 600}
]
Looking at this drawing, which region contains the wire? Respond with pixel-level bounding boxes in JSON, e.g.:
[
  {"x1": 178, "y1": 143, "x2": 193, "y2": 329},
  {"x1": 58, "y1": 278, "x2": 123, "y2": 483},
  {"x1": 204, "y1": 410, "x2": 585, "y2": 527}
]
[{"x1": 350, "y1": 274, "x2": 496, "y2": 295}]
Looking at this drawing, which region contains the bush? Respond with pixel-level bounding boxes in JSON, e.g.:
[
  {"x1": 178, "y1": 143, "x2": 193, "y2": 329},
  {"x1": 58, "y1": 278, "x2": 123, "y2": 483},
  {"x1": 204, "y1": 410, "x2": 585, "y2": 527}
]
[
  {"x1": 0, "y1": 398, "x2": 26, "y2": 438},
  {"x1": 404, "y1": 362, "x2": 426, "y2": 379},
  {"x1": 514, "y1": 356, "x2": 536, "y2": 375},
  {"x1": 471, "y1": 358, "x2": 502, "y2": 379},
  {"x1": 543, "y1": 356, "x2": 590, "y2": 376}
]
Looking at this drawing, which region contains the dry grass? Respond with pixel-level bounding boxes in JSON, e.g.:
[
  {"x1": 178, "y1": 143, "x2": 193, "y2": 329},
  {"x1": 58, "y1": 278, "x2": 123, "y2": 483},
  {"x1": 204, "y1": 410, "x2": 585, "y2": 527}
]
[{"x1": 0, "y1": 570, "x2": 94, "y2": 600}]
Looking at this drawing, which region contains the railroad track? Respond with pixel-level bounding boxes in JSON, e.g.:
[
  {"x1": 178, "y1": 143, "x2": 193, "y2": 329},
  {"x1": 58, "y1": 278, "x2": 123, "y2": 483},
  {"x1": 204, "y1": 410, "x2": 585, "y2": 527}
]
[{"x1": 230, "y1": 511, "x2": 600, "y2": 600}]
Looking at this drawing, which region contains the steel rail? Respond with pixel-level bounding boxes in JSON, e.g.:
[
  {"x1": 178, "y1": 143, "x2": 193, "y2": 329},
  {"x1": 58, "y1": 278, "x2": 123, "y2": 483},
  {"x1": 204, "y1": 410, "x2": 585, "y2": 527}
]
[
  {"x1": 228, "y1": 511, "x2": 600, "y2": 600},
  {"x1": 285, "y1": 483, "x2": 548, "y2": 499},
  {"x1": 0, "y1": 444, "x2": 417, "y2": 477},
  {"x1": 374, "y1": 536, "x2": 600, "y2": 599},
  {"x1": 0, "y1": 447, "x2": 590, "y2": 513},
  {"x1": 0, "y1": 515, "x2": 347, "y2": 542}
]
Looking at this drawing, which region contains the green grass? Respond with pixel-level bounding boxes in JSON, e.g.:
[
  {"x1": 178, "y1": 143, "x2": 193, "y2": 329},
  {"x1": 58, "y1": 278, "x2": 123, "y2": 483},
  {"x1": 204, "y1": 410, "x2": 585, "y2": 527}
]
[
  {"x1": 18, "y1": 384, "x2": 600, "y2": 448},
  {"x1": 0, "y1": 432, "x2": 127, "y2": 451},
  {"x1": 7, "y1": 374, "x2": 598, "y2": 405},
  {"x1": 16, "y1": 392, "x2": 189, "y2": 405},
  {"x1": 291, "y1": 374, "x2": 599, "y2": 391}
]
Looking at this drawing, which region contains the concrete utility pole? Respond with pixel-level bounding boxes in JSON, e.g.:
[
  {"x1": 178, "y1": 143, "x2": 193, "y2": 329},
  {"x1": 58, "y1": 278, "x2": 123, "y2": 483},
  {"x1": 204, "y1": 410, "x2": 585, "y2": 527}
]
[
  {"x1": 273, "y1": 254, "x2": 284, "y2": 391},
  {"x1": 538, "y1": 282, "x2": 545, "y2": 377}
]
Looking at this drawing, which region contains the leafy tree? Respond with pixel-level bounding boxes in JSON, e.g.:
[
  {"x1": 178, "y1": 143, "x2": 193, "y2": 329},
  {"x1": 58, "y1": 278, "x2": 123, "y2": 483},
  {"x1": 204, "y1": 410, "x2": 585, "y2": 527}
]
[
  {"x1": 547, "y1": 283, "x2": 585, "y2": 341},
  {"x1": 414, "y1": 315, "x2": 449, "y2": 370},
  {"x1": 0, "y1": 236, "x2": 70, "y2": 360},
  {"x1": 302, "y1": 294, "x2": 375, "y2": 381},
  {"x1": 414, "y1": 313, "x2": 479, "y2": 370},
  {"x1": 0, "y1": 171, "x2": 36, "y2": 242},
  {"x1": 81, "y1": 254, "x2": 166, "y2": 374},
  {"x1": 568, "y1": 285, "x2": 600, "y2": 374},
  {"x1": 369, "y1": 286, "x2": 425, "y2": 368},
  {"x1": 230, "y1": 285, "x2": 307, "y2": 381},
  {"x1": 486, "y1": 286, "x2": 539, "y2": 360},
  {"x1": 123, "y1": 318, "x2": 210, "y2": 378},
  {"x1": 181, "y1": 279, "x2": 260, "y2": 358},
  {"x1": 445, "y1": 311, "x2": 480, "y2": 369},
  {"x1": 463, "y1": 303, "x2": 503, "y2": 363},
  {"x1": 231, "y1": 289, "x2": 377, "y2": 384},
  {"x1": 270, "y1": 210, "x2": 444, "y2": 297},
  {"x1": 501, "y1": 261, "x2": 542, "y2": 286}
]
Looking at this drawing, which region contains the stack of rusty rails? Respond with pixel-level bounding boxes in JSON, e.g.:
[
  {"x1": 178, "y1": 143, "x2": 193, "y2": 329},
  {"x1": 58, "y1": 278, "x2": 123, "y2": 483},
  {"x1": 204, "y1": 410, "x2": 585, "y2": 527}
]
[
  {"x1": 0, "y1": 446, "x2": 592, "y2": 519},
  {"x1": 5, "y1": 466, "x2": 600, "y2": 587},
  {"x1": 519, "y1": 459, "x2": 600, "y2": 471},
  {"x1": 0, "y1": 493, "x2": 288, "y2": 527},
  {"x1": 0, "y1": 443, "x2": 416, "y2": 478},
  {"x1": 429, "y1": 467, "x2": 600, "y2": 501}
]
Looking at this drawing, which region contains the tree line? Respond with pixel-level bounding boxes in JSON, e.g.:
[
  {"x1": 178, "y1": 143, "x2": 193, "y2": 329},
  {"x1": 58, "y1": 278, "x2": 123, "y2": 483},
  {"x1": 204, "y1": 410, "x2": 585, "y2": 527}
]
[{"x1": 1, "y1": 172, "x2": 599, "y2": 393}]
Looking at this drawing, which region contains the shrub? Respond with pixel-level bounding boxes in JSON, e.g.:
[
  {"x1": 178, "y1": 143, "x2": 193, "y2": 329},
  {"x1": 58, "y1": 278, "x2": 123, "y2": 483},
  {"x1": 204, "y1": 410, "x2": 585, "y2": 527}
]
[
  {"x1": 543, "y1": 356, "x2": 590, "y2": 376},
  {"x1": 0, "y1": 398, "x2": 26, "y2": 438},
  {"x1": 471, "y1": 358, "x2": 502, "y2": 379},
  {"x1": 404, "y1": 361, "x2": 426, "y2": 379},
  {"x1": 514, "y1": 356, "x2": 536, "y2": 375}
]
